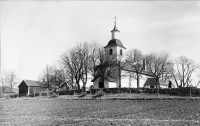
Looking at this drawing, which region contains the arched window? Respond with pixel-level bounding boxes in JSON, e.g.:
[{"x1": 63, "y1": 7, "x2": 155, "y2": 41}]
[
  {"x1": 109, "y1": 49, "x2": 113, "y2": 55},
  {"x1": 120, "y1": 49, "x2": 122, "y2": 55}
]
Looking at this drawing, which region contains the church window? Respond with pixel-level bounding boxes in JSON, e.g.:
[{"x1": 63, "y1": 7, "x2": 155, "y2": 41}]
[
  {"x1": 120, "y1": 49, "x2": 122, "y2": 55},
  {"x1": 109, "y1": 49, "x2": 113, "y2": 55}
]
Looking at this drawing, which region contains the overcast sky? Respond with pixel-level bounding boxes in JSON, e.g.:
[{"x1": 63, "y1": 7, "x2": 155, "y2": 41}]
[{"x1": 1, "y1": 1, "x2": 200, "y2": 82}]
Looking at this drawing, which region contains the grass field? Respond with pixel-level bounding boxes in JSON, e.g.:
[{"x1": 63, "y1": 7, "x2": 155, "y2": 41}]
[{"x1": 0, "y1": 97, "x2": 200, "y2": 126}]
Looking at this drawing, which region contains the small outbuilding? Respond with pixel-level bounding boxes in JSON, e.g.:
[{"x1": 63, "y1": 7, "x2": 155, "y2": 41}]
[
  {"x1": 144, "y1": 78, "x2": 168, "y2": 88},
  {"x1": 0, "y1": 86, "x2": 18, "y2": 96},
  {"x1": 18, "y1": 80, "x2": 46, "y2": 96}
]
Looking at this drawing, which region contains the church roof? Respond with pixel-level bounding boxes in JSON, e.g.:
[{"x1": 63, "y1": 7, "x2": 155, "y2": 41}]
[{"x1": 104, "y1": 39, "x2": 126, "y2": 49}]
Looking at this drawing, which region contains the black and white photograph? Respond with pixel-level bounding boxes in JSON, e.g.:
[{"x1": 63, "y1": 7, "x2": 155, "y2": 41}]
[{"x1": 1, "y1": 1, "x2": 200, "y2": 125}]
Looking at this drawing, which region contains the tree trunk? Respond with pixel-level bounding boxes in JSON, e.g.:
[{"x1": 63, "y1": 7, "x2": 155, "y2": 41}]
[
  {"x1": 137, "y1": 74, "x2": 140, "y2": 88},
  {"x1": 82, "y1": 85, "x2": 86, "y2": 92},
  {"x1": 156, "y1": 76, "x2": 159, "y2": 95},
  {"x1": 118, "y1": 63, "x2": 121, "y2": 88},
  {"x1": 155, "y1": 76, "x2": 159, "y2": 89},
  {"x1": 76, "y1": 81, "x2": 80, "y2": 90},
  {"x1": 119, "y1": 76, "x2": 121, "y2": 88},
  {"x1": 10, "y1": 85, "x2": 13, "y2": 95},
  {"x1": 137, "y1": 78, "x2": 140, "y2": 88}
]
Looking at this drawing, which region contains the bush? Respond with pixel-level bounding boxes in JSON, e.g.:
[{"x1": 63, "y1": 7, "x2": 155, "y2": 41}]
[
  {"x1": 92, "y1": 90, "x2": 105, "y2": 99},
  {"x1": 56, "y1": 89, "x2": 83, "y2": 95},
  {"x1": 49, "y1": 92, "x2": 58, "y2": 98},
  {"x1": 78, "y1": 92, "x2": 87, "y2": 98}
]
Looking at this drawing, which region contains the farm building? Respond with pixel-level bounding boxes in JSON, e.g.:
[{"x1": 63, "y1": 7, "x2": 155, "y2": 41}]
[
  {"x1": 18, "y1": 80, "x2": 46, "y2": 96},
  {"x1": 143, "y1": 78, "x2": 168, "y2": 88}
]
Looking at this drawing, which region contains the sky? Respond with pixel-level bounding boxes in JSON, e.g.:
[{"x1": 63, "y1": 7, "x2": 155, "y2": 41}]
[{"x1": 1, "y1": 1, "x2": 200, "y2": 84}]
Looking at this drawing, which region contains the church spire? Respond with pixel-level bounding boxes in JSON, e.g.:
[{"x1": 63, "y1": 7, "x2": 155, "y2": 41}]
[
  {"x1": 111, "y1": 16, "x2": 120, "y2": 39},
  {"x1": 114, "y1": 16, "x2": 117, "y2": 26}
]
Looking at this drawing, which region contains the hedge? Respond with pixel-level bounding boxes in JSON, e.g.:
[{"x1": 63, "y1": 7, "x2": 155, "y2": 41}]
[{"x1": 56, "y1": 87, "x2": 200, "y2": 97}]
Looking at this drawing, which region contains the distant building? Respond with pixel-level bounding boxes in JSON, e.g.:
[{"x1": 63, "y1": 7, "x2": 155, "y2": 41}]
[{"x1": 0, "y1": 86, "x2": 18, "y2": 96}]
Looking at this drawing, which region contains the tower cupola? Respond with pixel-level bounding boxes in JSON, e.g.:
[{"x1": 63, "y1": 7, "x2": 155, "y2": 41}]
[{"x1": 104, "y1": 16, "x2": 126, "y2": 61}]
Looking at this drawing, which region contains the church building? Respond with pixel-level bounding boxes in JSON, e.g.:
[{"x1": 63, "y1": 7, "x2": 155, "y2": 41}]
[{"x1": 92, "y1": 18, "x2": 153, "y2": 89}]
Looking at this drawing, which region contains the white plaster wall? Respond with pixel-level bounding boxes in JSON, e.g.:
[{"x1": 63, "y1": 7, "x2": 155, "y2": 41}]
[
  {"x1": 108, "y1": 82, "x2": 117, "y2": 88},
  {"x1": 93, "y1": 76, "x2": 148, "y2": 89},
  {"x1": 93, "y1": 78, "x2": 100, "y2": 88},
  {"x1": 120, "y1": 71, "x2": 148, "y2": 88},
  {"x1": 93, "y1": 78, "x2": 110, "y2": 89},
  {"x1": 144, "y1": 85, "x2": 150, "y2": 88},
  {"x1": 112, "y1": 31, "x2": 119, "y2": 39},
  {"x1": 79, "y1": 75, "x2": 94, "y2": 89},
  {"x1": 104, "y1": 80, "x2": 109, "y2": 88},
  {"x1": 105, "y1": 46, "x2": 118, "y2": 61}
]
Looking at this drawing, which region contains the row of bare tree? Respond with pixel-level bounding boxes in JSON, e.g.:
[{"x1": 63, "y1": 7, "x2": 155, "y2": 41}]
[{"x1": 39, "y1": 41, "x2": 200, "y2": 91}]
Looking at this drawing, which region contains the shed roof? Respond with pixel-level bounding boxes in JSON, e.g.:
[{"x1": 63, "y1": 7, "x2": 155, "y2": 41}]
[{"x1": 20, "y1": 80, "x2": 45, "y2": 87}]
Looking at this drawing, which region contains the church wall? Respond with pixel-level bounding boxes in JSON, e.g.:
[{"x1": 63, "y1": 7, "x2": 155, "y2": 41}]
[
  {"x1": 119, "y1": 70, "x2": 149, "y2": 88},
  {"x1": 120, "y1": 77, "x2": 147, "y2": 88},
  {"x1": 105, "y1": 46, "x2": 118, "y2": 61},
  {"x1": 108, "y1": 82, "x2": 117, "y2": 88},
  {"x1": 116, "y1": 46, "x2": 126, "y2": 60},
  {"x1": 93, "y1": 78, "x2": 109, "y2": 89},
  {"x1": 104, "y1": 80, "x2": 109, "y2": 88},
  {"x1": 78, "y1": 75, "x2": 93, "y2": 89},
  {"x1": 93, "y1": 78, "x2": 100, "y2": 88}
]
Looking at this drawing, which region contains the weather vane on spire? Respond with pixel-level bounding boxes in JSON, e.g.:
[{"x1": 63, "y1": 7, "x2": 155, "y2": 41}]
[{"x1": 114, "y1": 16, "x2": 117, "y2": 25}]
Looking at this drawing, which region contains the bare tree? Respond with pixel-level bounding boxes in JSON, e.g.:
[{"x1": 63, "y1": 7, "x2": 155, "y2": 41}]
[
  {"x1": 196, "y1": 72, "x2": 200, "y2": 88},
  {"x1": 61, "y1": 42, "x2": 91, "y2": 91},
  {"x1": 115, "y1": 54, "x2": 129, "y2": 88},
  {"x1": 62, "y1": 67, "x2": 75, "y2": 89},
  {"x1": 61, "y1": 48, "x2": 82, "y2": 90},
  {"x1": 88, "y1": 42, "x2": 103, "y2": 77},
  {"x1": 170, "y1": 56, "x2": 199, "y2": 88},
  {"x1": 93, "y1": 48, "x2": 117, "y2": 86},
  {"x1": 51, "y1": 66, "x2": 66, "y2": 90},
  {"x1": 145, "y1": 51, "x2": 171, "y2": 88},
  {"x1": 79, "y1": 42, "x2": 90, "y2": 92},
  {"x1": 5, "y1": 70, "x2": 17, "y2": 94},
  {"x1": 125, "y1": 49, "x2": 145, "y2": 88},
  {"x1": 40, "y1": 63, "x2": 66, "y2": 92},
  {"x1": 40, "y1": 64, "x2": 54, "y2": 91}
]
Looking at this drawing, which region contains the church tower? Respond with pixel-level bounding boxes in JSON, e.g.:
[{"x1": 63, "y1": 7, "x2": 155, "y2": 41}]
[{"x1": 104, "y1": 16, "x2": 126, "y2": 61}]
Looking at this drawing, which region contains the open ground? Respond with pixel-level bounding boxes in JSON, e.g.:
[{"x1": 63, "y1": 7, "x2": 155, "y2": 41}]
[{"x1": 0, "y1": 96, "x2": 200, "y2": 126}]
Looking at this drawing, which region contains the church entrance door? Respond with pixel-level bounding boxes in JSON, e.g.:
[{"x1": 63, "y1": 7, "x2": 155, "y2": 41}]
[{"x1": 99, "y1": 78, "x2": 104, "y2": 88}]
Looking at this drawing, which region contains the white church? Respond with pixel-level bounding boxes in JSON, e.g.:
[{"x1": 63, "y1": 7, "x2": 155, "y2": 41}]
[{"x1": 91, "y1": 19, "x2": 158, "y2": 89}]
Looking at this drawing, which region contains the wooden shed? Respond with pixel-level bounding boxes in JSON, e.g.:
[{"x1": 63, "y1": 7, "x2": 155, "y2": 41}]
[{"x1": 18, "y1": 80, "x2": 46, "y2": 96}]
